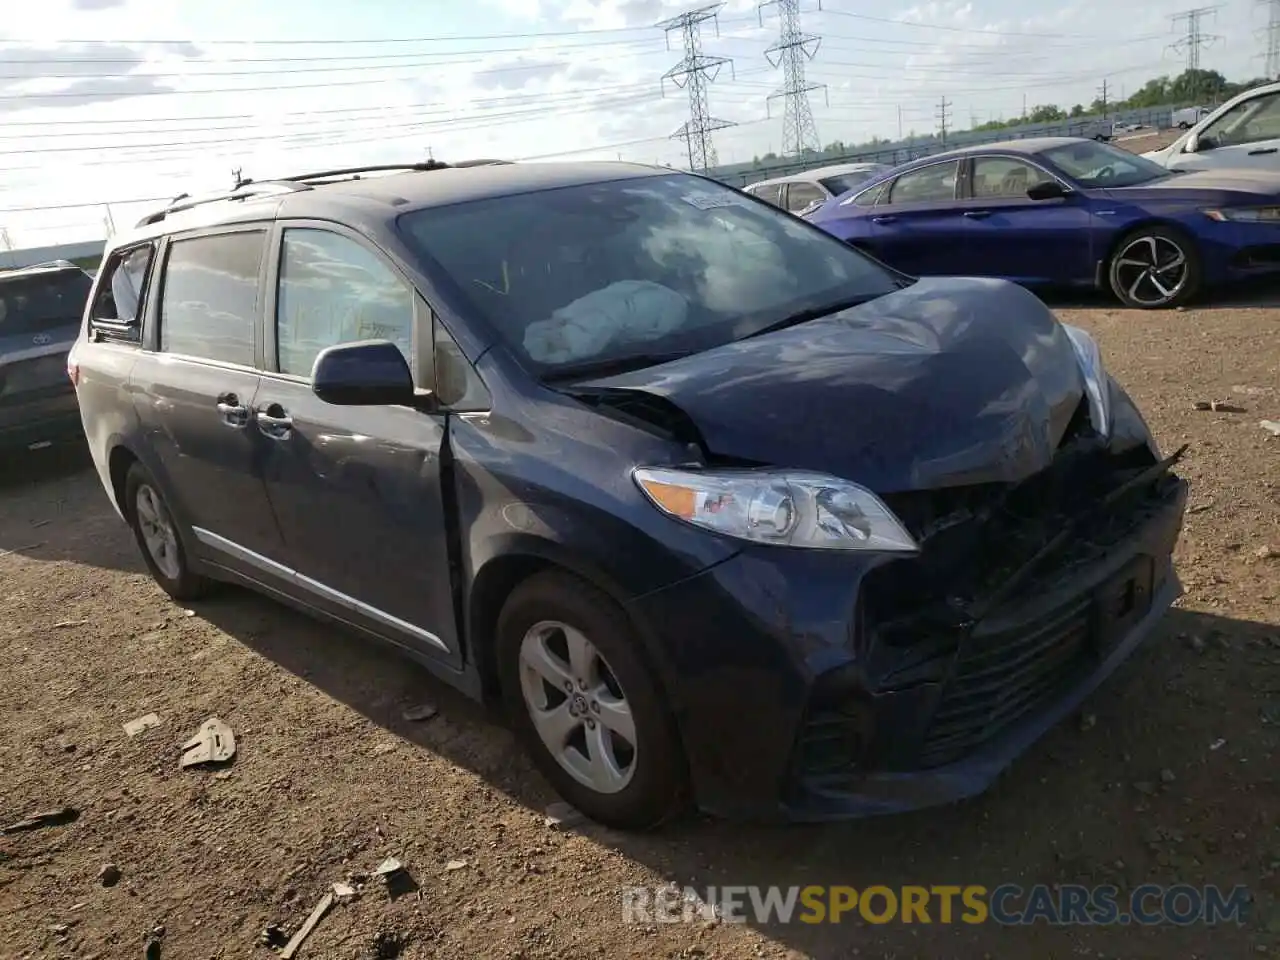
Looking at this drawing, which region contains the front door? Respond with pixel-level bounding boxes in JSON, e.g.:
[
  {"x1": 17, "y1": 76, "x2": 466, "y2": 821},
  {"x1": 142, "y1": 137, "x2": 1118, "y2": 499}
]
[
  {"x1": 131, "y1": 228, "x2": 286, "y2": 577},
  {"x1": 1168, "y1": 88, "x2": 1280, "y2": 172},
  {"x1": 254, "y1": 223, "x2": 460, "y2": 664},
  {"x1": 950, "y1": 156, "x2": 1093, "y2": 284}
]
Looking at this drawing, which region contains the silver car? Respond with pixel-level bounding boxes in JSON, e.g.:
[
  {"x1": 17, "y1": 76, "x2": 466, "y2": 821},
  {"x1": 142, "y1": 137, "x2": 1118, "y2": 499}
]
[
  {"x1": 0, "y1": 260, "x2": 93, "y2": 456},
  {"x1": 743, "y1": 162, "x2": 893, "y2": 216}
]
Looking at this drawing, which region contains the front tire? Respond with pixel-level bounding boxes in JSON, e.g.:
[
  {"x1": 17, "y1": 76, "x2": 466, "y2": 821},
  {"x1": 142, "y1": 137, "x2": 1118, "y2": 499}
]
[
  {"x1": 1107, "y1": 225, "x2": 1202, "y2": 309},
  {"x1": 124, "y1": 462, "x2": 212, "y2": 602},
  {"x1": 496, "y1": 570, "x2": 688, "y2": 830}
]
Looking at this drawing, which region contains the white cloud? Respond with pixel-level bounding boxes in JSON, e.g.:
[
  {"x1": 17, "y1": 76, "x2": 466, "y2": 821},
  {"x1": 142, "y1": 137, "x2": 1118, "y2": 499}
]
[{"x1": 0, "y1": 0, "x2": 1268, "y2": 246}]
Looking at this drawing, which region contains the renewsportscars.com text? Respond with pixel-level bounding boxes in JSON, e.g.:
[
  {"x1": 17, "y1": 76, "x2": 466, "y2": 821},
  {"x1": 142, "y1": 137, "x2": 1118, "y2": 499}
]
[{"x1": 622, "y1": 883, "x2": 1250, "y2": 927}]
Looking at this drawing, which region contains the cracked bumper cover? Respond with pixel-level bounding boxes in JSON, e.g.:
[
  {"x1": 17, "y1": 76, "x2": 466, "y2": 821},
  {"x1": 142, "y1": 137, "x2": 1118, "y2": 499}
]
[{"x1": 626, "y1": 469, "x2": 1188, "y2": 823}]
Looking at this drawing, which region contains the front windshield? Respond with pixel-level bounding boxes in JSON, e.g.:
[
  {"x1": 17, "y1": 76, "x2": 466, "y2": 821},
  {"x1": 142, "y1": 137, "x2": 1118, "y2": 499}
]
[
  {"x1": 398, "y1": 173, "x2": 899, "y2": 376},
  {"x1": 1041, "y1": 140, "x2": 1172, "y2": 188}
]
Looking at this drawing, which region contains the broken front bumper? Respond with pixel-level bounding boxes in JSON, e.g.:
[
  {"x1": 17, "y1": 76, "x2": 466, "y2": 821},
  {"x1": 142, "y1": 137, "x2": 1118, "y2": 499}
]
[{"x1": 628, "y1": 449, "x2": 1188, "y2": 823}]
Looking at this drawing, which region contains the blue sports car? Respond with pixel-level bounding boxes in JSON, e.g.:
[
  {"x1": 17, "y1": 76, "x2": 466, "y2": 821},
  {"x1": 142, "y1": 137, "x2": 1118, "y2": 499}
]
[{"x1": 807, "y1": 136, "x2": 1280, "y2": 309}]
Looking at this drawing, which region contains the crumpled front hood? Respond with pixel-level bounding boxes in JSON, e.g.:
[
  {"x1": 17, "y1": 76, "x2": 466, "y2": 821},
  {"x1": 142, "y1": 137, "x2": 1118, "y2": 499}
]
[{"x1": 578, "y1": 277, "x2": 1086, "y2": 493}]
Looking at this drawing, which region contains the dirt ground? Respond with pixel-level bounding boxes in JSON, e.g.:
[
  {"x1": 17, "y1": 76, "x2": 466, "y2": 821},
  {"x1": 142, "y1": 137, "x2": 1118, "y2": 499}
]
[{"x1": 1, "y1": 291, "x2": 1279, "y2": 960}]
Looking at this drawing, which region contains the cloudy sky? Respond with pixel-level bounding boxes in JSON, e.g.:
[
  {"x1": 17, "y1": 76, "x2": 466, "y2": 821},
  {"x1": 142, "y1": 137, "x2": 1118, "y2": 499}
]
[{"x1": 0, "y1": 0, "x2": 1263, "y2": 247}]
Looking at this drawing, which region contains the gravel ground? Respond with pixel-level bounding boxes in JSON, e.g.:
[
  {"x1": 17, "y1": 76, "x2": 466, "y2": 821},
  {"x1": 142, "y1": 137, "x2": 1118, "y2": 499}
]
[{"x1": 1, "y1": 293, "x2": 1278, "y2": 960}]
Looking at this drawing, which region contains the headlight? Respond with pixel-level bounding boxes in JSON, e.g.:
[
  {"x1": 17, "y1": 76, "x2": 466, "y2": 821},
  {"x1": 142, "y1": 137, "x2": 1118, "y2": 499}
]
[
  {"x1": 1061, "y1": 323, "x2": 1112, "y2": 438},
  {"x1": 1203, "y1": 207, "x2": 1280, "y2": 222},
  {"x1": 632, "y1": 467, "x2": 918, "y2": 552}
]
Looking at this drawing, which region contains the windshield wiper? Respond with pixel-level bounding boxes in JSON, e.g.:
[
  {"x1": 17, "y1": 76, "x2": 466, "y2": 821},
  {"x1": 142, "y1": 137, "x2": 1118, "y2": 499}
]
[
  {"x1": 540, "y1": 351, "x2": 690, "y2": 383},
  {"x1": 742, "y1": 292, "x2": 890, "y2": 341}
]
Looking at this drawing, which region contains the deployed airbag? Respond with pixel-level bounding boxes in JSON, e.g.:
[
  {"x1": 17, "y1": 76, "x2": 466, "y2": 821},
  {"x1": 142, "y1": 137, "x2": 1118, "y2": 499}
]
[{"x1": 523, "y1": 279, "x2": 688, "y2": 364}]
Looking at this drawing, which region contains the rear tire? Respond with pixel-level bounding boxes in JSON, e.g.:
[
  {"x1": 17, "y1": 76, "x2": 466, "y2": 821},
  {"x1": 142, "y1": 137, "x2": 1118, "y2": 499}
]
[
  {"x1": 123, "y1": 462, "x2": 212, "y2": 602},
  {"x1": 496, "y1": 570, "x2": 688, "y2": 830},
  {"x1": 1106, "y1": 225, "x2": 1202, "y2": 309}
]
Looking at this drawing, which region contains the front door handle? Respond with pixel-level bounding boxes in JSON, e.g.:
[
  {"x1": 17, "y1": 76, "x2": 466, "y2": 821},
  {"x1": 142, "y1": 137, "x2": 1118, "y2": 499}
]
[
  {"x1": 871, "y1": 215, "x2": 897, "y2": 224},
  {"x1": 215, "y1": 393, "x2": 250, "y2": 429},
  {"x1": 1248, "y1": 147, "x2": 1278, "y2": 155},
  {"x1": 963, "y1": 210, "x2": 991, "y2": 219},
  {"x1": 257, "y1": 403, "x2": 293, "y2": 439}
]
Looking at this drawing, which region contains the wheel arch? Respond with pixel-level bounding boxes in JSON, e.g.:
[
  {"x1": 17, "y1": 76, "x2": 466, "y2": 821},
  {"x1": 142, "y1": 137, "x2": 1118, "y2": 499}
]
[
  {"x1": 107, "y1": 444, "x2": 141, "y2": 520},
  {"x1": 464, "y1": 538, "x2": 683, "y2": 715},
  {"x1": 1100, "y1": 218, "x2": 1198, "y2": 274}
]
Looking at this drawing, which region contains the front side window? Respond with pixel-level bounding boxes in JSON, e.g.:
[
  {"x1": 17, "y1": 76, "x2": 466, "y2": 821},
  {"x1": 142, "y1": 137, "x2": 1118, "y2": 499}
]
[
  {"x1": 971, "y1": 157, "x2": 1056, "y2": 198},
  {"x1": 159, "y1": 231, "x2": 265, "y2": 366},
  {"x1": 1200, "y1": 91, "x2": 1280, "y2": 148},
  {"x1": 785, "y1": 181, "x2": 825, "y2": 213},
  {"x1": 276, "y1": 229, "x2": 414, "y2": 378},
  {"x1": 1041, "y1": 140, "x2": 1171, "y2": 188},
  {"x1": 398, "y1": 173, "x2": 900, "y2": 374},
  {"x1": 887, "y1": 161, "x2": 961, "y2": 204}
]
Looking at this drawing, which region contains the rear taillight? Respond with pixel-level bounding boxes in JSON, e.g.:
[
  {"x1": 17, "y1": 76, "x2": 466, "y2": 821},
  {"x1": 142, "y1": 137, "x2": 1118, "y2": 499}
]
[{"x1": 67, "y1": 357, "x2": 80, "y2": 387}]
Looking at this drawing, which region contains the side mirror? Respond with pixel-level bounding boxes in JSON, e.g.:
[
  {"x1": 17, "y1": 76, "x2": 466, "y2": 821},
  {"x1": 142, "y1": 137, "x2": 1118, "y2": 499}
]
[
  {"x1": 1189, "y1": 134, "x2": 1215, "y2": 152},
  {"x1": 1026, "y1": 180, "x2": 1068, "y2": 201},
  {"x1": 311, "y1": 340, "x2": 418, "y2": 407}
]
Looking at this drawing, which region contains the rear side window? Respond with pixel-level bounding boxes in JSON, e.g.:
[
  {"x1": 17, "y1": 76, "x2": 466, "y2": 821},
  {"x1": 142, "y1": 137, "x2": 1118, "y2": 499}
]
[
  {"x1": 90, "y1": 244, "x2": 155, "y2": 338},
  {"x1": 785, "y1": 182, "x2": 825, "y2": 213},
  {"x1": 275, "y1": 228, "x2": 414, "y2": 378},
  {"x1": 850, "y1": 181, "x2": 889, "y2": 207},
  {"x1": 0, "y1": 269, "x2": 92, "y2": 336},
  {"x1": 887, "y1": 161, "x2": 961, "y2": 204},
  {"x1": 747, "y1": 182, "x2": 783, "y2": 206},
  {"x1": 159, "y1": 231, "x2": 266, "y2": 366}
]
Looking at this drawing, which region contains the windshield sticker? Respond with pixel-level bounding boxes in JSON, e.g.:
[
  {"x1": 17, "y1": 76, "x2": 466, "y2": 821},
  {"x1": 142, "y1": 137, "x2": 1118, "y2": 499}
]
[{"x1": 681, "y1": 193, "x2": 745, "y2": 210}]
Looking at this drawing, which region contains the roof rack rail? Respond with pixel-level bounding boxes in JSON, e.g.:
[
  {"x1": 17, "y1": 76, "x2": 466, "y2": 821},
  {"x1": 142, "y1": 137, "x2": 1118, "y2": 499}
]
[
  {"x1": 134, "y1": 180, "x2": 313, "y2": 228},
  {"x1": 280, "y1": 160, "x2": 451, "y2": 183}
]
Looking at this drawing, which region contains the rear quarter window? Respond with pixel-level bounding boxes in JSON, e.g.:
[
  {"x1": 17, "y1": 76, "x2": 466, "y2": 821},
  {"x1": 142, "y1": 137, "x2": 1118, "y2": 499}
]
[{"x1": 0, "y1": 269, "x2": 92, "y2": 338}]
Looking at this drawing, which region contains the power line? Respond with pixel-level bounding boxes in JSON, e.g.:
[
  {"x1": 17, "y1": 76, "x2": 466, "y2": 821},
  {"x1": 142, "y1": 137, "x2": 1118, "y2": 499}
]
[
  {"x1": 16, "y1": 8, "x2": 1143, "y2": 48},
  {"x1": 658, "y1": 4, "x2": 737, "y2": 172},
  {"x1": 759, "y1": 0, "x2": 826, "y2": 156},
  {"x1": 0, "y1": 121, "x2": 776, "y2": 216},
  {"x1": 1259, "y1": 0, "x2": 1280, "y2": 78},
  {"x1": 1169, "y1": 6, "x2": 1221, "y2": 73}
]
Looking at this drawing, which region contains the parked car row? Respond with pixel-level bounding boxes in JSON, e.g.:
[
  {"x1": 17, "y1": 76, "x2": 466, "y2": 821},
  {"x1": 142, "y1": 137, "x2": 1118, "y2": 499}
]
[
  {"x1": 787, "y1": 91, "x2": 1280, "y2": 310},
  {"x1": 61, "y1": 157, "x2": 1188, "y2": 830}
]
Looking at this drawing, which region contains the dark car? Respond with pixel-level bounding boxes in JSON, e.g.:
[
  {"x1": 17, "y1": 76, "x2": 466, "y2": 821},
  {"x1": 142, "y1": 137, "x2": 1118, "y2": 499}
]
[
  {"x1": 808, "y1": 136, "x2": 1280, "y2": 308},
  {"x1": 68, "y1": 161, "x2": 1187, "y2": 829},
  {"x1": 0, "y1": 259, "x2": 94, "y2": 455}
]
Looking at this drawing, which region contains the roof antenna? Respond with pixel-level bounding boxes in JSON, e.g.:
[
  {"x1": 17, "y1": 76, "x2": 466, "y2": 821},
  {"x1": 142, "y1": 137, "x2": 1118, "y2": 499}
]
[{"x1": 232, "y1": 167, "x2": 251, "y2": 189}]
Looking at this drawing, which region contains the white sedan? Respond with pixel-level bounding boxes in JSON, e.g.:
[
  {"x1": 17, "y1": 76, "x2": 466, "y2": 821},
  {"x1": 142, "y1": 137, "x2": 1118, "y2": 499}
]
[{"x1": 1144, "y1": 81, "x2": 1280, "y2": 173}]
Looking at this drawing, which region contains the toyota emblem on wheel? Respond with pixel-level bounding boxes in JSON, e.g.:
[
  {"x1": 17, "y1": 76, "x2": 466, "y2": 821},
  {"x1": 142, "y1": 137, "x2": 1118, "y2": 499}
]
[{"x1": 31, "y1": 333, "x2": 51, "y2": 346}]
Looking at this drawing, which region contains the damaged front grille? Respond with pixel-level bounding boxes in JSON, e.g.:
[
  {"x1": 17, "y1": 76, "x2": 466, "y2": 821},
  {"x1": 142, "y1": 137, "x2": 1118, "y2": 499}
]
[
  {"x1": 860, "y1": 416, "x2": 1185, "y2": 770},
  {"x1": 918, "y1": 597, "x2": 1093, "y2": 767}
]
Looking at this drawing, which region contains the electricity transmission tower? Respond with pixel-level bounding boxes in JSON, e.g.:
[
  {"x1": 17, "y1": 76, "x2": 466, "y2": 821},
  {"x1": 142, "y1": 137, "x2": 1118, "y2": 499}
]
[
  {"x1": 1169, "y1": 6, "x2": 1221, "y2": 73},
  {"x1": 658, "y1": 4, "x2": 736, "y2": 172},
  {"x1": 1259, "y1": 0, "x2": 1280, "y2": 78},
  {"x1": 937, "y1": 97, "x2": 952, "y2": 146},
  {"x1": 758, "y1": 0, "x2": 826, "y2": 156}
]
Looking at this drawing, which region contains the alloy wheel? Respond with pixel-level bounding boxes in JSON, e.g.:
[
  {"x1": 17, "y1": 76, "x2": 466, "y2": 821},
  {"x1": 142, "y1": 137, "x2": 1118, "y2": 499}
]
[
  {"x1": 1113, "y1": 234, "x2": 1190, "y2": 307},
  {"x1": 518, "y1": 619, "x2": 637, "y2": 794},
  {"x1": 135, "y1": 483, "x2": 181, "y2": 580}
]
